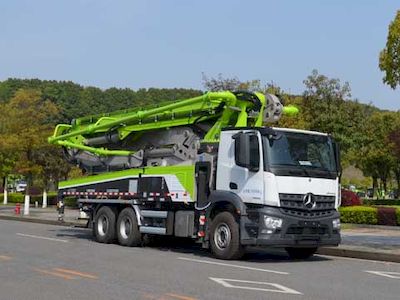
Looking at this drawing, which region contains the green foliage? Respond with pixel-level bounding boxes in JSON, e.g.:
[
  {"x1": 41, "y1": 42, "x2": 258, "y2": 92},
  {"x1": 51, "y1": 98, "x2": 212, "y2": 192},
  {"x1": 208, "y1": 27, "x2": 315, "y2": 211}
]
[
  {"x1": 0, "y1": 79, "x2": 203, "y2": 123},
  {"x1": 302, "y1": 70, "x2": 374, "y2": 163},
  {"x1": 0, "y1": 193, "x2": 78, "y2": 208},
  {"x1": 31, "y1": 145, "x2": 71, "y2": 189},
  {"x1": 0, "y1": 152, "x2": 17, "y2": 178},
  {"x1": 379, "y1": 10, "x2": 400, "y2": 89},
  {"x1": 0, "y1": 89, "x2": 60, "y2": 192},
  {"x1": 0, "y1": 193, "x2": 23, "y2": 203},
  {"x1": 339, "y1": 206, "x2": 378, "y2": 225},
  {"x1": 396, "y1": 208, "x2": 400, "y2": 225},
  {"x1": 202, "y1": 73, "x2": 243, "y2": 91},
  {"x1": 63, "y1": 197, "x2": 78, "y2": 207},
  {"x1": 0, "y1": 192, "x2": 57, "y2": 204},
  {"x1": 353, "y1": 111, "x2": 400, "y2": 194},
  {"x1": 202, "y1": 73, "x2": 268, "y2": 93},
  {"x1": 362, "y1": 199, "x2": 400, "y2": 206}
]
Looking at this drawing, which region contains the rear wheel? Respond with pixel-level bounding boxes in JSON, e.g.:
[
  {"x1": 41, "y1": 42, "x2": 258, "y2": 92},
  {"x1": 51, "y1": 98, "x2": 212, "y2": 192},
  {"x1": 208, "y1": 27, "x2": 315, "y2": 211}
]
[
  {"x1": 210, "y1": 212, "x2": 244, "y2": 260},
  {"x1": 94, "y1": 206, "x2": 117, "y2": 243},
  {"x1": 285, "y1": 247, "x2": 317, "y2": 259},
  {"x1": 117, "y1": 207, "x2": 142, "y2": 247}
]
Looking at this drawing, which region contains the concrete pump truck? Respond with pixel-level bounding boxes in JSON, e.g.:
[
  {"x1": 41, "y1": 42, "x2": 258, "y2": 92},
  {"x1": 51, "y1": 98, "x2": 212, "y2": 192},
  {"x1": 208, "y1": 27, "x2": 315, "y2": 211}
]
[{"x1": 49, "y1": 91, "x2": 341, "y2": 260}]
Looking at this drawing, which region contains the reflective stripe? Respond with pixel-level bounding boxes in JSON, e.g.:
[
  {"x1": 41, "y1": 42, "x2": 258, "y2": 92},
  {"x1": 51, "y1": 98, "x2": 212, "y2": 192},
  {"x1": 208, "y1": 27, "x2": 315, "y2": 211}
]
[{"x1": 61, "y1": 190, "x2": 188, "y2": 200}]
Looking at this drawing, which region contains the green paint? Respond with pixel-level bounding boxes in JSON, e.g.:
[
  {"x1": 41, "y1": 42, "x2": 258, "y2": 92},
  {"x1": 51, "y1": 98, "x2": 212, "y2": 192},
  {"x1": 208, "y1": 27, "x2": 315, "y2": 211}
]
[
  {"x1": 57, "y1": 140, "x2": 134, "y2": 156},
  {"x1": 283, "y1": 105, "x2": 299, "y2": 116},
  {"x1": 144, "y1": 165, "x2": 195, "y2": 196},
  {"x1": 59, "y1": 168, "x2": 143, "y2": 188},
  {"x1": 59, "y1": 165, "x2": 195, "y2": 198}
]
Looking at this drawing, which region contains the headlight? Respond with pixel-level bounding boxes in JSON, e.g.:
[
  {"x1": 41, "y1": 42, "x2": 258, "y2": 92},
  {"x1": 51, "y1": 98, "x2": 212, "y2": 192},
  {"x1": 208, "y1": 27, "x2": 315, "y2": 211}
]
[
  {"x1": 264, "y1": 216, "x2": 283, "y2": 230},
  {"x1": 332, "y1": 218, "x2": 341, "y2": 229}
]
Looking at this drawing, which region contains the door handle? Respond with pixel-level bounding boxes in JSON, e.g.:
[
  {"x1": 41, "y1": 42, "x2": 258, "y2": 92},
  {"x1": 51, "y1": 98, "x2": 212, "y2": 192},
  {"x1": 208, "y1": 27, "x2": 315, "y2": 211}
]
[{"x1": 229, "y1": 182, "x2": 238, "y2": 190}]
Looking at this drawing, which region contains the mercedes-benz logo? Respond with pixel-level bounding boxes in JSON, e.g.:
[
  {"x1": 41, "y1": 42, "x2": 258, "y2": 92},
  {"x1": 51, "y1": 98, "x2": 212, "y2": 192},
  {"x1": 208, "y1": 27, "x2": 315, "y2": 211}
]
[{"x1": 303, "y1": 193, "x2": 316, "y2": 210}]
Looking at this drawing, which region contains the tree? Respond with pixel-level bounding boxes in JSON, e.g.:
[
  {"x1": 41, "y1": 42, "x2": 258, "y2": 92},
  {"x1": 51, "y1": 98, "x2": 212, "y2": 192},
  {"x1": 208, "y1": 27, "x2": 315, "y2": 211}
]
[
  {"x1": 355, "y1": 112, "x2": 398, "y2": 197},
  {"x1": 388, "y1": 115, "x2": 400, "y2": 193},
  {"x1": 0, "y1": 78, "x2": 203, "y2": 122},
  {"x1": 0, "y1": 151, "x2": 17, "y2": 203},
  {"x1": 303, "y1": 70, "x2": 351, "y2": 102},
  {"x1": 202, "y1": 73, "x2": 263, "y2": 92},
  {"x1": 202, "y1": 73, "x2": 243, "y2": 91},
  {"x1": 0, "y1": 89, "x2": 59, "y2": 196},
  {"x1": 379, "y1": 10, "x2": 400, "y2": 89},
  {"x1": 32, "y1": 145, "x2": 71, "y2": 192},
  {"x1": 302, "y1": 70, "x2": 362, "y2": 163},
  {"x1": 0, "y1": 101, "x2": 18, "y2": 201}
]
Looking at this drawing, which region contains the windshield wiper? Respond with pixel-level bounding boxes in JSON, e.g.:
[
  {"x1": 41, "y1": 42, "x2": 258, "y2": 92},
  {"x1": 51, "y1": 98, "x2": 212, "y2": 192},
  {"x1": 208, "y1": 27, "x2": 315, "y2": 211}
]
[
  {"x1": 298, "y1": 165, "x2": 311, "y2": 177},
  {"x1": 302, "y1": 165, "x2": 333, "y2": 173}
]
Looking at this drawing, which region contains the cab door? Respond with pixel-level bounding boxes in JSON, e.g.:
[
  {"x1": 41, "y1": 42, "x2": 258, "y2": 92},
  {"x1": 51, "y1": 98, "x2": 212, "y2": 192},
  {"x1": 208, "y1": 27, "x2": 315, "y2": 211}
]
[{"x1": 216, "y1": 130, "x2": 264, "y2": 205}]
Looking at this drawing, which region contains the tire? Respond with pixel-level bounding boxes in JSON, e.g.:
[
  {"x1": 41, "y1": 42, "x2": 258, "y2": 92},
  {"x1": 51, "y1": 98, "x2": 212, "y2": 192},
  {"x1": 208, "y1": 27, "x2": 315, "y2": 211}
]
[
  {"x1": 210, "y1": 212, "x2": 244, "y2": 260},
  {"x1": 117, "y1": 207, "x2": 142, "y2": 247},
  {"x1": 94, "y1": 206, "x2": 117, "y2": 243},
  {"x1": 285, "y1": 247, "x2": 317, "y2": 259}
]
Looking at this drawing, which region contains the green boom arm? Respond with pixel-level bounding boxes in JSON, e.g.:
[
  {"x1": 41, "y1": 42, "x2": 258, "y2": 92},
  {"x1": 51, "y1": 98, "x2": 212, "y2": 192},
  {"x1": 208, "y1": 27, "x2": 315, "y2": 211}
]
[{"x1": 48, "y1": 91, "x2": 298, "y2": 157}]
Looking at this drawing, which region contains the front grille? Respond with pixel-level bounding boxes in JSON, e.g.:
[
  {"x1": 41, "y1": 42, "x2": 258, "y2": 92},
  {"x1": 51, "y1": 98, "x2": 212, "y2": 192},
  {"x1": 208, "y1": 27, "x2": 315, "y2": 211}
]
[
  {"x1": 286, "y1": 226, "x2": 328, "y2": 235},
  {"x1": 279, "y1": 193, "x2": 336, "y2": 218}
]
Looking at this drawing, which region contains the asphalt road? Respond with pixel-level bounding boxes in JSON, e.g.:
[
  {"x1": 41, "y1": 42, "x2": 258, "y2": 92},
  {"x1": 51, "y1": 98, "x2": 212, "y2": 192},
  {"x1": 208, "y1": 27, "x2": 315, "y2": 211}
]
[{"x1": 1, "y1": 219, "x2": 399, "y2": 300}]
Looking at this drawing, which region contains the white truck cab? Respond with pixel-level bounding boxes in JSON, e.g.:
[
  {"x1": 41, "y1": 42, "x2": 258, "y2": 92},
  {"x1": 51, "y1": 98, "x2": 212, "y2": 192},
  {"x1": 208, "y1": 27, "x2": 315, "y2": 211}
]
[{"x1": 212, "y1": 127, "x2": 341, "y2": 257}]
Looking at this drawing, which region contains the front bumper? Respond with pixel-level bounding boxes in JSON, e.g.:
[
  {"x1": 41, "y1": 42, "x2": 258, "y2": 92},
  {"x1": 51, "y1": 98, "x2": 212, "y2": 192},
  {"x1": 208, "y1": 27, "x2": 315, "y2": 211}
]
[{"x1": 240, "y1": 206, "x2": 341, "y2": 247}]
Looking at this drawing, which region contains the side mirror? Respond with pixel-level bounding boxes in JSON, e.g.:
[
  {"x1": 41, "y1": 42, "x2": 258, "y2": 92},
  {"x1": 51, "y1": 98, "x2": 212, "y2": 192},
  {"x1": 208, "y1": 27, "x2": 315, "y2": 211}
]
[
  {"x1": 332, "y1": 140, "x2": 341, "y2": 176},
  {"x1": 233, "y1": 132, "x2": 260, "y2": 172}
]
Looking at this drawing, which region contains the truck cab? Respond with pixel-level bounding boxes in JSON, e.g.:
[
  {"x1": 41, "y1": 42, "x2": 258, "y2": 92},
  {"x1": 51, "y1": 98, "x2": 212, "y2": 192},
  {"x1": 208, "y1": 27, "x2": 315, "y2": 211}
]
[{"x1": 206, "y1": 127, "x2": 341, "y2": 259}]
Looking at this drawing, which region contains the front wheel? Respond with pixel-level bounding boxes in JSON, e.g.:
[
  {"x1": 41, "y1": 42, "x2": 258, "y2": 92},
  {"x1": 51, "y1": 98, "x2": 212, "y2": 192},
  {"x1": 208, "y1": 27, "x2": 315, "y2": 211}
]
[
  {"x1": 285, "y1": 247, "x2": 317, "y2": 259},
  {"x1": 210, "y1": 212, "x2": 244, "y2": 260}
]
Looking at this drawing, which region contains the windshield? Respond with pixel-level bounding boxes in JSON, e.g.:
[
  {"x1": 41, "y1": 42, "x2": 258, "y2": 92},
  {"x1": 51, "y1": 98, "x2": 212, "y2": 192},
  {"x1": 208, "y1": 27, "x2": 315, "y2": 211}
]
[{"x1": 263, "y1": 131, "x2": 337, "y2": 176}]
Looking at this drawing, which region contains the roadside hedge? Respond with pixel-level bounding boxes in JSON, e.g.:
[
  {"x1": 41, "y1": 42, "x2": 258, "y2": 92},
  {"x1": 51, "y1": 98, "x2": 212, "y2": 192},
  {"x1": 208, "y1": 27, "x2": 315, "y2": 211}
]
[
  {"x1": 0, "y1": 192, "x2": 58, "y2": 205},
  {"x1": 339, "y1": 206, "x2": 400, "y2": 226},
  {"x1": 0, "y1": 193, "x2": 78, "y2": 207},
  {"x1": 362, "y1": 199, "x2": 400, "y2": 206},
  {"x1": 397, "y1": 208, "x2": 400, "y2": 226},
  {"x1": 339, "y1": 206, "x2": 378, "y2": 225}
]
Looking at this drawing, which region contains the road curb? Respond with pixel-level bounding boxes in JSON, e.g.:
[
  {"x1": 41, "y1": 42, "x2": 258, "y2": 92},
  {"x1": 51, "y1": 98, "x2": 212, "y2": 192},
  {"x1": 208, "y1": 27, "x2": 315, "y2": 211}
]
[
  {"x1": 317, "y1": 247, "x2": 400, "y2": 263},
  {"x1": 0, "y1": 215, "x2": 86, "y2": 227},
  {"x1": 343, "y1": 223, "x2": 400, "y2": 231}
]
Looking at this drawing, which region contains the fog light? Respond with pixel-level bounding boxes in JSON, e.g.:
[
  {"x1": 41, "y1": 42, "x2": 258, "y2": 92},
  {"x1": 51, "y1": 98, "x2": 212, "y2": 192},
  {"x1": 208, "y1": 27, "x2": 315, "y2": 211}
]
[
  {"x1": 264, "y1": 216, "x2": 283, "y2": 230},
  {"x1": 332, "y1": 218, "x2": 341, "y2": 229},
  {"x1": 261, "y1": 229, "x2": 274, "y2": 234}
]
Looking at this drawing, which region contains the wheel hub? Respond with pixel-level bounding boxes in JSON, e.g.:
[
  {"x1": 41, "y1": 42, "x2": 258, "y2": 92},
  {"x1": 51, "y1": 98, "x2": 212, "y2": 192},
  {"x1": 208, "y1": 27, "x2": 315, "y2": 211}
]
[
  {"x1": 214, "y1": 223, "x2": 231, "y2": 250},
  {"x1": 120, "y1": 217, "x2": 131, "y2": 239},
  {"x1": 97, "y1": 215, "x2": 109, "y2": 236}
]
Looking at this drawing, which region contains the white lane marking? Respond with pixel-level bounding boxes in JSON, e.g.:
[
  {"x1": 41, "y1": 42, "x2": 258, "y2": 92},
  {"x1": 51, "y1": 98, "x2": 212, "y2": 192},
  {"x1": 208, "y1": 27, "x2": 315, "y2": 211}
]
[
  {"x1": 0, "y1": 255, "x2": 13, "y2": 261},
  {"x1": 365, "y1": 270, "x2": 400, "y2": 279},
  {"x1": 177, "y1": 257, "x2": 289, "y2": 275},
  {"x1": 16, "y1": 233, "x2": 68, "y2": 243},
  {"x1": 209, "y1": 277, "x2": 302, "y2": 295},
  {"x1": 318, "y1": 254, "x2": 400, "y2": 266}
]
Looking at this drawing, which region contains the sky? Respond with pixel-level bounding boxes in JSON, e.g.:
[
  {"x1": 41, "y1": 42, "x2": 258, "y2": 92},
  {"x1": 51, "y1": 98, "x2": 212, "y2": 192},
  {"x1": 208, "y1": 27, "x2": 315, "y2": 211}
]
[{"x1": 0, "y1": 0, "x2": 399, "y2": 110}]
